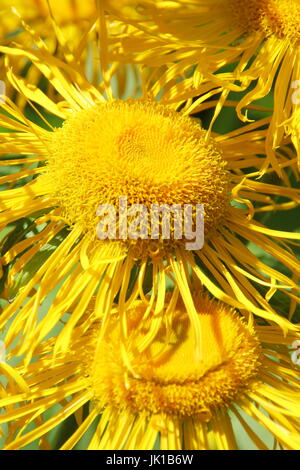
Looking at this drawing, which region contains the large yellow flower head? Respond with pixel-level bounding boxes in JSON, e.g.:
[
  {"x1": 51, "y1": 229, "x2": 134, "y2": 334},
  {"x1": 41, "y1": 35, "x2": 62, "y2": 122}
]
[
  {"x1": 42, "y1": 100, "x2": 229, "y2": 252},
  {"x1": 0, "y1": 13, "x2": 300, "y2": 366},
  {"x1": 1, "y1": 295, "x2": 300, "y2": 450},
  {"x1": 91, "y1": 295, "x2": 260, "y2": 418},
  {"x1": 229, "y1": 0, "x2": 300, "y2": 39},
  {"x1": 104, "y1": 0, "x2": 300, "y2": 174}
]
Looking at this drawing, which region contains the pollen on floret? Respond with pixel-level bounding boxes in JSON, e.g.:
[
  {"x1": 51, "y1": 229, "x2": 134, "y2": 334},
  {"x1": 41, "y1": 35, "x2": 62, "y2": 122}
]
[
  {"x1": 79, "y1": 295, "x2": 261, "y2": 419},
  {"x1": 40, "y1": 100, "x2": 229, "y2": 257},
  {"x1": 229, "y1": 0, "x2": 300, "y2": 41}
]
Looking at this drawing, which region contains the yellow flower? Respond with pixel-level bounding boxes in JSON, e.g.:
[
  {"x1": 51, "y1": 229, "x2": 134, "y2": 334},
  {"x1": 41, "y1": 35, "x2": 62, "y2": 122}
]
[
  {"x1": 104, "y1": 0, "x2": 300, "y2": 174},
  {"x1": 0, "y1": 13, "x2": 300, "y2": 366},
  {"x1": 0, "y1": 0, "x2": 98, "y2": 110},
  {"x1": 0, "y1": 0, "x2": 95, "y2": 35},
  {"x1": 1, "y1": 294, "x2": 300, "y2": 450}
]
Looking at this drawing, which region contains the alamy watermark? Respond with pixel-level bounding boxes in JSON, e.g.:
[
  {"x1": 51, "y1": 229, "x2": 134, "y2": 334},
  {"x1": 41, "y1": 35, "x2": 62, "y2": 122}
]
[
  {"x1": 291, "y1": 340, "x2": 300, "y2": 366},
  {"x1": 291, "y1": 80, "x2": 300, "y2": 105},
  {"x1": 0, "y1": 81, "x2": 6, "y2": 104},
  {"x1": 96, "y1": 196, "x2": 204, "y2": 250},
  {"x1": 0, "y1": 340, "x2": 6, "y2": 364}
]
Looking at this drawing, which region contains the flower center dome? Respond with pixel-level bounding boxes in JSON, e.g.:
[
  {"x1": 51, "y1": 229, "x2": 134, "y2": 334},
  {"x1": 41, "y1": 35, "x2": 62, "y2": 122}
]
[
  {"x1": 229, "y1": 0, "x2": 300, "y2": 40},
  {"x1": 42, "y1": 101, "x2": 229, "y2": 254},
  {"x1": 84, "y1": 296, "x2": 261, "y2": 419}
]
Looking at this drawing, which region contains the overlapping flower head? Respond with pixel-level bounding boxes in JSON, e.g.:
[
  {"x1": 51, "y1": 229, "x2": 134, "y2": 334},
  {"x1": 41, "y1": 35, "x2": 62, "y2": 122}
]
[
  {"x1": 104, "y1": 0, "x2": 300, "y2": 173},
  {"x1": 1, "y1": 294, "x2": 300, "y2": 450},
  {"x1": 0, "y1": 4, "x2": 300, "y2": 371}
]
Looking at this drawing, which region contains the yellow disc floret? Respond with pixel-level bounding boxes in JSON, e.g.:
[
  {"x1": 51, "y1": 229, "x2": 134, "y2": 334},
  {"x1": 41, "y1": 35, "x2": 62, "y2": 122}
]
[
  {"x1": 41, "y1": 100, "x2": 229, "y2": 253},
  {"x1": 229, "y1": 0, "x2": 300, "y2": 40},
  {"x1": 80, "y1": 295, "x2": 261, "y2": 419}
]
